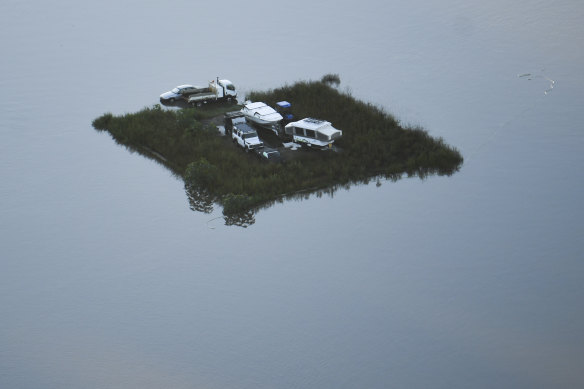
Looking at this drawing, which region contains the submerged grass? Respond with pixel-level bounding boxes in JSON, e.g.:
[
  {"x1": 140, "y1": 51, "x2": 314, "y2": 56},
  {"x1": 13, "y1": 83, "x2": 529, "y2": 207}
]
[{"x1": 92, "y1": 79, "x2": 463, "y2": 217}]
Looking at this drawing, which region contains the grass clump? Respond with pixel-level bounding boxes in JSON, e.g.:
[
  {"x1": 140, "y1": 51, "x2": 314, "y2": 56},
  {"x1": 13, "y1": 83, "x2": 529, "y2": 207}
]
[{"x1": 92, "y1": 78, "x2": 463, "y2": 222}]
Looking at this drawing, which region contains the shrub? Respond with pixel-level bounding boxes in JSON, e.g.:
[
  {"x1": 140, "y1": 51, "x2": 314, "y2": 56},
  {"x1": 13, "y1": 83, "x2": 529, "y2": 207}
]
[
  {"x1": 321, "y1": 73, "x2": 341, "y2": 87},
  {"x1": 185, "y1": 158, "x2": 219, "y2": 191}
]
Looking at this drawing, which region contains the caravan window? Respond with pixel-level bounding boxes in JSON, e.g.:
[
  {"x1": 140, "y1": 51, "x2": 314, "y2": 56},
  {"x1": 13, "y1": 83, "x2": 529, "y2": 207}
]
[
  {"x1": 305, "y1": 129, "x2": 316, "y2": 138},
  {"x1": 294, "y1": 127, "x2": 304, "y2": 136},
  {"x1": 317, "y1": 132, "x2": 330, "y2": 141}
]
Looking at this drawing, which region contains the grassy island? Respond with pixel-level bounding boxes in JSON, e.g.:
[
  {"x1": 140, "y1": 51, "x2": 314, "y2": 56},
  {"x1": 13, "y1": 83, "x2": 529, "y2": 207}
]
[{"x1": 92, "y1": 76, "x2": 463, "y2": 223}]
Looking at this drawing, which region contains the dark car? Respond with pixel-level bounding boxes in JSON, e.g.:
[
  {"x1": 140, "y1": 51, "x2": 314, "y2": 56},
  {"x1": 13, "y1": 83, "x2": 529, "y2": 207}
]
[{"x1": 258, "y1": 147, "x2": 281, "y2": 162}]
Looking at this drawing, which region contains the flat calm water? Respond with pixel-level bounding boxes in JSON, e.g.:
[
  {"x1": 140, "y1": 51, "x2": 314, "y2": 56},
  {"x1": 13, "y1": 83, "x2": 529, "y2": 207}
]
[{"x1": 1, "y1": 1, "x2": 583, "y2": 388}]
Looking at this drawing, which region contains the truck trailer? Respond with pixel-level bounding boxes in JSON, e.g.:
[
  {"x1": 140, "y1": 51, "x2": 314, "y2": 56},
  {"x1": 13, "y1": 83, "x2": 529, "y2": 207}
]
[{"x1": 187, "y1": 78, "x2": 237, "y2": 106}]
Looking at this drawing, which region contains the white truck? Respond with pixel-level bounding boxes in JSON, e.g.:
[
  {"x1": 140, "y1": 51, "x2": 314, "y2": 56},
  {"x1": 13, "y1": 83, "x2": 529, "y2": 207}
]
[
  {"x1": 232, "y1": 122, "x2": 264, "y2": 152},
  {"x1": 187, "y1": 78, "x2": 237, "y2": 106}
]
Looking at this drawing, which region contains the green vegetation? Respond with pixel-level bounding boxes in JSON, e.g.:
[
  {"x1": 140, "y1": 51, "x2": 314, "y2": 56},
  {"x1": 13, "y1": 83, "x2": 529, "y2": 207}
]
[
  {"x1": 246, "y1": 80, "x2": 463, "y2": 179},
  {"x1": 321, "y1": 73, "x2": 341, "y2": 87},
  {"x1": 92, "y1": 104, "x2": 235, "y2": 175},
  {"x1": 92, "y1": 78, "x2": 463, "y2": 223}
]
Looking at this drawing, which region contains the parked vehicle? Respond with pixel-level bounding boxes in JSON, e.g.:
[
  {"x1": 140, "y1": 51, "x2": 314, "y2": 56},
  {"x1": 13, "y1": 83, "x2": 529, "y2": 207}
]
[
  {"x1": 284, "y1": 118, "x2": 342, "y2": 150},
  {"x1": 241, "y1": 101, "x2": 283, "y2": 135},
  {"x1": 159, "y1": 85, "x2": 198, "y2": 103},
  {"x1": 187, "y1": 78, "x2": 237, "y2": 106},
  {"x1": 224, "y1": 111, "x2": 246, "y2": 134},
  {"x1": 258, "y1": 147, "x2": 281, "y2": 162},
  {"x1": 232, "y1": 123, "x2": 264, "y2": 152},
  {"x1": 159, "y1": 78, "x2": 237, "y2": 105}
]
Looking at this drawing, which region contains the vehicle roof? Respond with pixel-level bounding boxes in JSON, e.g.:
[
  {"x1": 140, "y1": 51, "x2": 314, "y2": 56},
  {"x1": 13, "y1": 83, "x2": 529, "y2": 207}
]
[
  {"x1": 176, "y1": 84, "x2": 195, "y2": 89},
  {"x1": 288, "y1": 118, "x2": 330, "y2": 129},
  {"x1": 234, "y1": 123, "x2": 257, "y2": 133},
  {"x1": 276, "y1": 101, "x2": 291, "y2": 108},
  {"x1": 316, "y1": 125, "x2": 342, "y2": 137},
  {"x1": 224, "y1": 111, "x2": 245, "y2": 118}
]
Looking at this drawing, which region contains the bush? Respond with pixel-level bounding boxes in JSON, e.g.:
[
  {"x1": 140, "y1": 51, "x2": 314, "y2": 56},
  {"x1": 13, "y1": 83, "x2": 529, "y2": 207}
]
[
  {"x1": 185, "y1": 158, "x2": 219, "y2": 191},
  {"x1": 321, "y1": 73, "x2": 341, "y2": 87}
]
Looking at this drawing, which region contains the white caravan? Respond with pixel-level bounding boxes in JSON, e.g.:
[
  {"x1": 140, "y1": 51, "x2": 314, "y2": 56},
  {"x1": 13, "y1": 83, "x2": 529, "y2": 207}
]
[{"x1": 284, "y1": 118, "x2": 342, "y2": 149}]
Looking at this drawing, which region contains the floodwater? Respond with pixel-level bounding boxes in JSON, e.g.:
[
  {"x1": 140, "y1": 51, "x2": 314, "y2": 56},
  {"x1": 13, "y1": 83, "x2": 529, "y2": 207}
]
[{"x1": 1, "y1": 1, "x2": 583, "y2": 388}]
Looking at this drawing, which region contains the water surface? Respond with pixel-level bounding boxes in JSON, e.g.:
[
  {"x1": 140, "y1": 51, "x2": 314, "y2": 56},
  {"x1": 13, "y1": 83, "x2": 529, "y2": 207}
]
[{"x1": 1, "y1": 1, "x2": 583, "y2": 388}]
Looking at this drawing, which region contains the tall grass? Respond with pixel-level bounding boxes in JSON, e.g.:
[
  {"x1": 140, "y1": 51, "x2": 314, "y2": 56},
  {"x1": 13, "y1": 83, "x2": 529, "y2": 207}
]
[
  {"x1": 247, "y1": 80, "x2": 463, "y2": 178},
  {"x1": 92, "y1": 80, "x2": 463, "y2": 219}
]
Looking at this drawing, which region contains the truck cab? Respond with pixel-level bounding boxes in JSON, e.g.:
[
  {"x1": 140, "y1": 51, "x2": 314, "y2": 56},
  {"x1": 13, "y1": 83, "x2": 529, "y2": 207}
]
[
  {"x1": 232, "y1": 123, "x2": 264, "y2": 152},
  {"x1": 215, "y1": 79, "x2": 237, "y2": 101}
]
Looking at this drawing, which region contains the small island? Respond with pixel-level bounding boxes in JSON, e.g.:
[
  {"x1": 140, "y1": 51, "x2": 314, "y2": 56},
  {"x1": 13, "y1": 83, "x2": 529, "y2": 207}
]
[{"x1": 92, "y1": 75, "x2": 463, "y2": 223}]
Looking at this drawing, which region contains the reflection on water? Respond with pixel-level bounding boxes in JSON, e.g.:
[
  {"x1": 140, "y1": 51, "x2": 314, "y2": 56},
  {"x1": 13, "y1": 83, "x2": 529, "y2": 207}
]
[
  {"x1": 184, "y1": 171, "x2": 408, "y2": 228},
  {"x1": 185, "y1": 184, "x2": 256, "y2": 227},
  {"x1": 224, "y1": 209, "x2": 256, "y2": 228},
  {"x1": 185, "y1": 183, "x2": 214, "y2": 214}
]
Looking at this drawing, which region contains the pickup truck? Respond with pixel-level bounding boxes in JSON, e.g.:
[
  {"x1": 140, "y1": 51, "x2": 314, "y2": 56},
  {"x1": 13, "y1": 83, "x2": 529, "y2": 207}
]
[
  {"x1": 159, "y1": 78, "x2": 237, "y2": 105},
  {"x1": 232, "y1": 123, "x2": 264, "y2": 152},
  {"x1": 187, "y1": 78, "x2": 237, "y2": 106}
]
